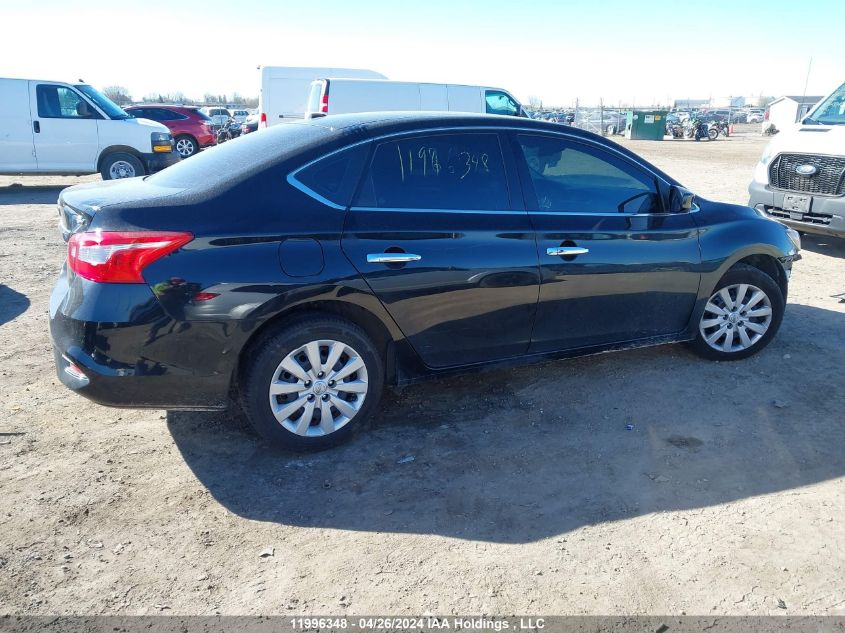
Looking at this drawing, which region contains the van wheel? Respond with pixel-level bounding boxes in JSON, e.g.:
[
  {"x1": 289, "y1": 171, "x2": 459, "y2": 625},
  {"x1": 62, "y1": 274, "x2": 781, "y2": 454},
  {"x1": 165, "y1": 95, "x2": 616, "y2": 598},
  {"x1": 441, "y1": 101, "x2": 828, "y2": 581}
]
[
  {"x1": 174, "y1": 135, "x2": 198, "y2": 158},
  {"x1": 100, "y1": 153, "x2": 144, "y2": 180},
  {"x1": 241, "y1": 316, "x2": 384, "y2": 451}
]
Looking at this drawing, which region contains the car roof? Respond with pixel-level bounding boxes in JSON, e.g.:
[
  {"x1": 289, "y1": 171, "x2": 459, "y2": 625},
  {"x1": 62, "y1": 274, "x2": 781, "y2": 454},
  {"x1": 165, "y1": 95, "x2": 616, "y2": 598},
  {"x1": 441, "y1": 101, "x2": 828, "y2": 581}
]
[{"x1": 127, "y1": 104, "x2": 198, "y2": 110}]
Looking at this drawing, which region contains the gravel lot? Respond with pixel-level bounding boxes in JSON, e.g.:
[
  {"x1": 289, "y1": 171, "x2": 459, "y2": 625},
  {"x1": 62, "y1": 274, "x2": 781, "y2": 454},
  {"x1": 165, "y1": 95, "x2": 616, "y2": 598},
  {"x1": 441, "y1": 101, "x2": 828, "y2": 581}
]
[{"x1": 1, "y1": 134, "x2": 844, "y2": 616}]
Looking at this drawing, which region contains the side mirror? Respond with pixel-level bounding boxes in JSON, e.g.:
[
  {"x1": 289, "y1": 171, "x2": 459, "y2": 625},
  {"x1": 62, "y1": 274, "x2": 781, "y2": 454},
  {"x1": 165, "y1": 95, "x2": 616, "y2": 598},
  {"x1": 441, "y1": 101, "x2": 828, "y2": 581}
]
[
  {"x1": 669, "y1": 186, "x2": 695, "y2": 213},
  {"x1": 76, "y1": 101, "x2": 93, "y2": 118}
]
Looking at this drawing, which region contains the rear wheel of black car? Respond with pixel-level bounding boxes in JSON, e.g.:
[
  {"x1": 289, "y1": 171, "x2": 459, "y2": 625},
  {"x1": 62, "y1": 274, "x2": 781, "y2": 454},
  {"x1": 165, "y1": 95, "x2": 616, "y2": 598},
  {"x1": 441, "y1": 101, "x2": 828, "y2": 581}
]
[
  {"x1": 241, "y1": 317, "x2": 384, "y2": 451},
  {"x1": 690, "y1": 264, "x2": 784, "y2": 361}
]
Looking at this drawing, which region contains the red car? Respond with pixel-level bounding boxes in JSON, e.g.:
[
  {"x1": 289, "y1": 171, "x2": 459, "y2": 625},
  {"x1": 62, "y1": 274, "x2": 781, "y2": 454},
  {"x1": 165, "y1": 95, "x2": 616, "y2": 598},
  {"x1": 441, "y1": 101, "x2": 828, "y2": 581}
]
[{"x1": 124, "y1": 105, "x2": 216, "y2": 158}]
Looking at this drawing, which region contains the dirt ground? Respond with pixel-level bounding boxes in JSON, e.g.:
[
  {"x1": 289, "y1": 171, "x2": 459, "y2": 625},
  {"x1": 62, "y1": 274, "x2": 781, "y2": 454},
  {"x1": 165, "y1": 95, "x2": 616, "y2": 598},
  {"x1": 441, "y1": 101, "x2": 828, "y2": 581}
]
[{"x1": 1, "y1": 134, "x2": 844, "y2": 617}]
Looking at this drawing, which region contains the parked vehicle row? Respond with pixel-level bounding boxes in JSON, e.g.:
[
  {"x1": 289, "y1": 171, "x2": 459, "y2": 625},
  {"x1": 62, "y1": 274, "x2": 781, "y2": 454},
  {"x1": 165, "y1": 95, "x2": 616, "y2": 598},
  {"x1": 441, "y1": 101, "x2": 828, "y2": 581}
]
[{"x1": 49, "y1": 112, "x2": 801, "y2": 451}]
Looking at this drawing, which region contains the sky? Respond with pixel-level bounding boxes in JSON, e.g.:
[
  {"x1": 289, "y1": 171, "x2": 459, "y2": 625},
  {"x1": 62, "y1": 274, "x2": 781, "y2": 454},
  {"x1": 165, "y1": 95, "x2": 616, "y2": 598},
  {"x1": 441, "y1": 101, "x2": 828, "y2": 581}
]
[{"x1": 3, "y1": 0, "x2": 844, "y2": 107}]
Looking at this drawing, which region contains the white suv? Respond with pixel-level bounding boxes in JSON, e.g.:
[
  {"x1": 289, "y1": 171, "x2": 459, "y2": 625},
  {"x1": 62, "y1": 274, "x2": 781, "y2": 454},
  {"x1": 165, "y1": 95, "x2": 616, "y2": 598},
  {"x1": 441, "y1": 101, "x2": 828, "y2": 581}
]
[{"x1": 201, "y1": 106, "x2": 232, "y2": 127}]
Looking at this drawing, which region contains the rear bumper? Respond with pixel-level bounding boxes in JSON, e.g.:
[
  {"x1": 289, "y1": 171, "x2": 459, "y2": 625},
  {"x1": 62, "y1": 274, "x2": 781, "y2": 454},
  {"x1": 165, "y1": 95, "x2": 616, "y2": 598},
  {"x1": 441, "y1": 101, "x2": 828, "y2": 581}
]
[
  {"x1": 49, "y1": 267, "x2": 234, "y2": 411},
  {"x1": 197, "y1": 130, "x2": 217, "y2": 147},
  {"x1": 141, "y1": 150, "x2": 181, "y2": 174},
  {"x1": 749, "y1": 180, "x2": 845, "y2": 238}
]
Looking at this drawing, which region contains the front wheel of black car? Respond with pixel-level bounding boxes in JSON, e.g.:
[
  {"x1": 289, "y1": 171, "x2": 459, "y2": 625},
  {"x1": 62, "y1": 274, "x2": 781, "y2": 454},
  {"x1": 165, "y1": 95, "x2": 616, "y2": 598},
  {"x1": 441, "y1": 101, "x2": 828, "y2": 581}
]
[
  {"x1": 241, "y1": 317, "x2": 384, "y2": 451},
  {"x1": 690, "y1": 264, "x2": 784, "y2": 361}
]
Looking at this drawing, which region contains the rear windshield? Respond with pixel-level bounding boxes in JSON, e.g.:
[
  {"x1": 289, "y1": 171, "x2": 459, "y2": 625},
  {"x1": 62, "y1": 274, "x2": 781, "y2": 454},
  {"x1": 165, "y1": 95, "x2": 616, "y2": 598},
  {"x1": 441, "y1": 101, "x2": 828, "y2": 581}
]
[{"x1": 147, "y1": 121, "x2": 331, "y2": 189}]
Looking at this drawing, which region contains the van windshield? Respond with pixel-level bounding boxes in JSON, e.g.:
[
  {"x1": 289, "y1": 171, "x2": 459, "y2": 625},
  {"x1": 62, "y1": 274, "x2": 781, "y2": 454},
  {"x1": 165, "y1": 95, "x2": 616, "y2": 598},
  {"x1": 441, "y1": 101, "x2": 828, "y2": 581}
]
[
  {"x1": 805, "y1": 83, "x2": 845, "y2": 125},
  {"x1": 75, "y1": 84, "x2": 130, "y2": 120}
]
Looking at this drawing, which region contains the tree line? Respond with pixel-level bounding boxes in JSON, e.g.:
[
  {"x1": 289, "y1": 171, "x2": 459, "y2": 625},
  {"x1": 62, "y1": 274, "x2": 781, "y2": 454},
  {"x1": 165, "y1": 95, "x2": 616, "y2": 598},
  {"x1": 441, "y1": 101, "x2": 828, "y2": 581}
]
[{"x1": 102, "y1": 86, "x2": 258, "y2": 108}]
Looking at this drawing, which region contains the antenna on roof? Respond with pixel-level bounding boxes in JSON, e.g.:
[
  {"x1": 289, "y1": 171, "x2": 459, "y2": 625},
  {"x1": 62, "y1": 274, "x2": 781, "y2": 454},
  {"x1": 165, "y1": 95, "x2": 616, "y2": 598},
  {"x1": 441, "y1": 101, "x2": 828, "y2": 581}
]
[{"x1": 78, "y1": 78, "x2": 84, "y2": 83}]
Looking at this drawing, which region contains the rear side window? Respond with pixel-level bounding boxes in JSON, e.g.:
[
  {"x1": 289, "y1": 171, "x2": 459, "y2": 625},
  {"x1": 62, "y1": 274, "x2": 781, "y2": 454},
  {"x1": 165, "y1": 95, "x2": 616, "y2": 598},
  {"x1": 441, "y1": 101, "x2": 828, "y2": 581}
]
[
  {"x1": 194, "y1": 109, "x2": 213, "y2": 121},
  {"x1": 355, "y1": 133, "x2": 509, "y2": 211},
  {"x1": 156, "y1": 109, "x2": 188, "y2": 121},
  {"x1": 36, "y1": 84, "x2": 94, "y2": 119},
  {"x1": 292, "y1": 144, "x2": 370, "y2": 208}
]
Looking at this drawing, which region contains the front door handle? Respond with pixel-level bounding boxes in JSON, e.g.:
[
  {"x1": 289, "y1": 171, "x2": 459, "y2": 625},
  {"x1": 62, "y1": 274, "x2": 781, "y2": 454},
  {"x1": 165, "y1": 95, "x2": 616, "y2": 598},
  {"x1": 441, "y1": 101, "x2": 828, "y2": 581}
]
[
  {"x1": 367, "y1": 253, "x2": 422, "y2": 264},
  {"x1": 547, "y1": 246, "x2": 589, "y2": 257},
  {"x1": 33, "y1": 121, "x2": 40, "y2": 133}
]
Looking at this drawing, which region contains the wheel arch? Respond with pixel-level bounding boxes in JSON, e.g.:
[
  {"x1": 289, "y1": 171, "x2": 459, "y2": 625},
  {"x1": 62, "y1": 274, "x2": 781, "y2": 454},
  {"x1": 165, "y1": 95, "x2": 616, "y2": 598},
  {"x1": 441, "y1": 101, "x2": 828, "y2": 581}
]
[
  {"x1": 96, "y1": 146, "x2": 145, "y2": 173},
  {"x1": 233, "y1": 300, "x2": 401, "y2": 396},
  {"x1": 731, "y1": 253, "x2": 788, "y2": 299}
]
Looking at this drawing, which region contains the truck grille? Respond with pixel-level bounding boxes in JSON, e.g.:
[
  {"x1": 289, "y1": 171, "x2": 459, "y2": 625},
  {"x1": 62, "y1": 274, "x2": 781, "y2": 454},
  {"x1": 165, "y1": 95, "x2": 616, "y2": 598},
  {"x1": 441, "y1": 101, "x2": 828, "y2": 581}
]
[{"x1": 769, "y1": 153, "x2": 845, "y2": 196}]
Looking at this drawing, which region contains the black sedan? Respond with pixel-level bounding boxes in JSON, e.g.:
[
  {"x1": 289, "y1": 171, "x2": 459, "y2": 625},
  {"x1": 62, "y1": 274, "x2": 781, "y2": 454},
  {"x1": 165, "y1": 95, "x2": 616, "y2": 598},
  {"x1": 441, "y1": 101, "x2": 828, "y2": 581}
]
[{"x1": 50, "y1": 113, "x2": 802, "y2": 450}]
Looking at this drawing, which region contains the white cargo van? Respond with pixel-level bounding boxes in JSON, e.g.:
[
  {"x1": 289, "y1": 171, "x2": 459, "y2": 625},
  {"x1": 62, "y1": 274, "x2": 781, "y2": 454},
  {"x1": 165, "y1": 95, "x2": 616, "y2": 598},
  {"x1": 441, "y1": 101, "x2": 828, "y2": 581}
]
[
  {"x1": 304, "y1": 79, "x2": 526, "y2": 119},
  {"x1": 749, "y1": 81, "x2": 845, "y2": 238},
  {"x1": 0, "y1": 78, "x2": 179, "y2": 179},
  {"x1": 258, "y1": 66, "x2": 386, "y2": 127}
]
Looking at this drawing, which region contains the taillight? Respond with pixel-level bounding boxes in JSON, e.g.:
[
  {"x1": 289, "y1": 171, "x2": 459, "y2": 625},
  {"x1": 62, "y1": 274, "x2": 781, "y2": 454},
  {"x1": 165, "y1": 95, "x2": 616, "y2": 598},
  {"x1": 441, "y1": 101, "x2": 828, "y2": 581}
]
[
  {"x1": 67, "y1": 230, "x2": 193, "y2": 283},
  {"x1": 320, "y1": 93, "x2": 328, "y2": 113},
  {"x1": 260, "y1": 112, "x2": 267, "y2": 128}
]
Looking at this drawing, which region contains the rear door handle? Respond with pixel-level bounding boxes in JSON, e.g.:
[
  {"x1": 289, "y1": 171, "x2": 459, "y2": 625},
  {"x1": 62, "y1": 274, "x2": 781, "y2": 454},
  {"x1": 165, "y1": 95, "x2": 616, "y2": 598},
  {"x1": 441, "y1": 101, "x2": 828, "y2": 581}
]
[
  {"x1": 33, "y1": 121, "x2": 40, "y2": 133},
  {"x1": 367, "y1": 253, "x2": 422, "y2": 264},
  {"x1": 547, "y1": 246, "x2": 589, "y2": 257}
]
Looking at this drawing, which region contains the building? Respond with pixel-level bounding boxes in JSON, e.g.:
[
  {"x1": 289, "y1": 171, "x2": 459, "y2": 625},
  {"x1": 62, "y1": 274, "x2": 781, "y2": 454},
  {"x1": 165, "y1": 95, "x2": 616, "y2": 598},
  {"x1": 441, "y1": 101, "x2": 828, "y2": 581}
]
[
  {"x1": 711, "y1": 96, "x2": 745, "y2": 108},
  {"x1": 673, "y1": 98, "x2": 709, "y2": 110},
  {"x1": 765, "y1": 95, "x2": 823, "y2": 132}
]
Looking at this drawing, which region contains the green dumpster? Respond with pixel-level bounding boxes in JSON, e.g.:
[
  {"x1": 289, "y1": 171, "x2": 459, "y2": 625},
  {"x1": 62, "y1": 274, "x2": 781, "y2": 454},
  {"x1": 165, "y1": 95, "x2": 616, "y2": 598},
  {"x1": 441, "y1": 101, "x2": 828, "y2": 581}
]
[{"x1": 624, "y1": 110, "x2": 668, "y2": 140}]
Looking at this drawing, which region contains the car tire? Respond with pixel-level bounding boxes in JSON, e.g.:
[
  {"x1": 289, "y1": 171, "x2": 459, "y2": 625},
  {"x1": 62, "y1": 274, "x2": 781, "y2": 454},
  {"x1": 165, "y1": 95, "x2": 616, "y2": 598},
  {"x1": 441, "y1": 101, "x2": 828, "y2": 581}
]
[
  {"x1": 241, "y1": 316, "x2": 384, "y2": 451},
  {"x1": 689, "y1": 264, "x2": 784, "y2": 361},
  {"x1": 100, "y1": 152, "x2": 145, "y2": 180},
  {"x1": 174, "y1": 135, "x2": 198, "y2": 158}
]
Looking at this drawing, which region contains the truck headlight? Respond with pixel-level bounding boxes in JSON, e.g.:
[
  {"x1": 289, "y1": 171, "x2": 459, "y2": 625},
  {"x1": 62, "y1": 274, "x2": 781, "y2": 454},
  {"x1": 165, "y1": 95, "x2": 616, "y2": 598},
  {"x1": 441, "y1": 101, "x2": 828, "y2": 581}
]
[{"x1": 151, "y1": 132, "x2": 173, "y2": 153}]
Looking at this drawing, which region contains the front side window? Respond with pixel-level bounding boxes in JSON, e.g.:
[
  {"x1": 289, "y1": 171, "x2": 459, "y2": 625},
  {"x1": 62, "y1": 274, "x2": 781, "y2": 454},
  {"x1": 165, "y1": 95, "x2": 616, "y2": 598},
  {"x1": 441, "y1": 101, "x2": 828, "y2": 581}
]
[
  {"x1": 485, "y1": 90, "x2": 520, "y2": 116},
  {"x1": 356, "y1": 133, "x2": 509, "y2": 211},
  {"x1": 517, "y1": 134, "x2": 661, "y2": 214},
  {"x1": 36, "y1": 85, "x2": 95, "y2": 119}
]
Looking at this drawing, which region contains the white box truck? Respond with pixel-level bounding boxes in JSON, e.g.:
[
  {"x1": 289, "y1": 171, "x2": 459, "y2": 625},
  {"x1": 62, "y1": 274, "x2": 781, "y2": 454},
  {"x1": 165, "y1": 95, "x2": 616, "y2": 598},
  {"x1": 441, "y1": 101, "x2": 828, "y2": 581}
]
[
  {"x1": 303, "y1": 79, "x2": 526, "y2": 119},
  {"x1": 0, "y1": 77, "x2": 179, "y2": 179},
  {"x1": 258, "y1": 66, "x2": 386, "y2": 127}
]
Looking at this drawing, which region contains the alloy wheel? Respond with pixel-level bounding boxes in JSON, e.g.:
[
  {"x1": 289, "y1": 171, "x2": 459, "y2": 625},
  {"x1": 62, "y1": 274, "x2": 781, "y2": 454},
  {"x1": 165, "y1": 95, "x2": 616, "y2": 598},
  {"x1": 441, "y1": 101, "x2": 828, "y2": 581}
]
[
  {"x1": 175, "y1": 138, "x2": 195, "y2": 157},
  {"x1": 267, "y1": 339, "x2": 368, "y2": 437},
  {"x1": 699, "y1": 283, "x2": 773, "y2": 353}
]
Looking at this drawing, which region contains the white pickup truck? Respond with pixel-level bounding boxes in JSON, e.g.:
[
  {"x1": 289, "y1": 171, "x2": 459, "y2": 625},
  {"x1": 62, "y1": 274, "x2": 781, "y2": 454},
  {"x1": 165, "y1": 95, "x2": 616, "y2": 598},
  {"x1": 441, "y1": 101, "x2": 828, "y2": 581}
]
[{"x1": 749, "y1": 82, "x2": 845, "y2": 238}]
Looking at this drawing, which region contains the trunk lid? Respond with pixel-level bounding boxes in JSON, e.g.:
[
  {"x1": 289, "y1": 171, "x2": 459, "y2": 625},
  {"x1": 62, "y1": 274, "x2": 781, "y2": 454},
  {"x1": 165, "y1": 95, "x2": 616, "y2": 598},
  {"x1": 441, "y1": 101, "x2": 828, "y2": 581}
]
[{"x1": 58, "y1": 177, "x2": 186, "y2": 242}]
